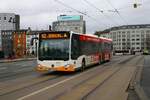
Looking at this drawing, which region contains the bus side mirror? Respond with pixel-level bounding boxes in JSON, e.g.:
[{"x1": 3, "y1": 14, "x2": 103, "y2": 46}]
[{"x1": 31, "y1": 37, "x2": 38, "y2": 46}]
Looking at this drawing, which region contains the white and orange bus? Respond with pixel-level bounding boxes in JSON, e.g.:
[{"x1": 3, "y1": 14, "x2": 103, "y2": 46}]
[{"x1": 34, "y1": 31, "x2": 112, "y2": 72}]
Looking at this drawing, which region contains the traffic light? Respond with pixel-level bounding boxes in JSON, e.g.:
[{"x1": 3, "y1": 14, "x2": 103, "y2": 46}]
[{"x1": 133, "y1": 3, "x2": 137, "y2": 8}]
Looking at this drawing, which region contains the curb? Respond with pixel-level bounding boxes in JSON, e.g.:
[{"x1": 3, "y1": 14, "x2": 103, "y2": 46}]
[
  {"x1": 129, "y1": 58, "x2": 149, "y2": 100},
  {"x1": 134, "y1": 64, "x2": 149, "y2": 100}
]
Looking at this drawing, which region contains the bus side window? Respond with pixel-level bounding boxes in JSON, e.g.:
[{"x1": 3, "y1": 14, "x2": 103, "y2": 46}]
[
  {"x1": 101, "y1": 42, "x2": 104, "y2": 52},
  {"x1": 99, "y1": 43, "x2": 102, "y2": 52}
]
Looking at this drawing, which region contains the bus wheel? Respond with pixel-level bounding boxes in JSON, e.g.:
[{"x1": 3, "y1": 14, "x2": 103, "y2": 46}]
[{"x1": 81, "y1": 60, "x2": 85, "y2": 72}]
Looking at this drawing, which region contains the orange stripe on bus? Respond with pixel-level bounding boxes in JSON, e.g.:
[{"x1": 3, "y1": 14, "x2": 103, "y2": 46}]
[{"x1": 36, "y1": 65, "x2": 75, "y2": 72}]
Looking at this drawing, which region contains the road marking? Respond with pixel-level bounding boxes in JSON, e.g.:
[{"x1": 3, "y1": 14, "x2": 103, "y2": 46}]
[
  {"x1": 17, "y1": 65, "x2": 102, "y2": 100},
  {"x1": 17, "y1": 73, "x2": 82, "y2": 100},
  {"x1": 17, "y1": 57, "x2": 125, "y2": 100}
]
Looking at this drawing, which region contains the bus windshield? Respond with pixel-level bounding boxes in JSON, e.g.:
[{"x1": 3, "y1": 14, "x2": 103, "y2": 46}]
[{"x1": 38, "y1": 39, "x2": 70, "y2": 61}]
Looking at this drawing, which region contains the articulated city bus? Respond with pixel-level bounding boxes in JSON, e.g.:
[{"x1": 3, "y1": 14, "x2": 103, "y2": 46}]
[{"x1": 34, "y1": 31, "x2": 112, "y2": 72}]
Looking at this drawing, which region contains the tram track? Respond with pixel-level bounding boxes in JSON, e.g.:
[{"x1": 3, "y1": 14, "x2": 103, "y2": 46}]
[
  {"x1": 0, "y1": 56, "x2": 122, "y2": 100},
  {"x1": 118, "y1": 55, "x2": 136, "y2": 65},
  {"x1": 81, "y1": 55, "x2": 143, "y2": 100},
  {"x1": 0, "y1": 70, "x2": 35, "y2": 82},
  {"x1": 50, "y1": 55, "x2": 136, "y2": 100},
  {"x1": 0, "y1": 55, "x2": 138, "y2": 100},
  {"x1": 0, "y1": 72, "x2": 64, "y2": 97},
  {"x1": 15, "y1": 56, "x2": 125, "y2": 100},
  {"x1": 81, "y1": 66, "x2": 122, "y2": 100},
  {"x1": 51, "y1": 65, "x2": 113, "y2": 100}
]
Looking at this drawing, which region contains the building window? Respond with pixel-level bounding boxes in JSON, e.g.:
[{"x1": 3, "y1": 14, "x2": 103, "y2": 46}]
[
  {"x1": 132, "y1": 43, "x2": 135, "y2": 45},
  {"x1": 27, "y1": 35, "x2": 30, "y2": 38},
  {"x1": 27, "y1": 44, "x2": 30, "y2": 47},
  {"x1": 146, "y1": 30, "x2": 150, "y2": 33},
  {"x1": 136, "y1": 43, "x2": 140, "y2": 45},
  {"x1": 127, "y1": 31, "x2": 130, "y2": 33},
  {"x1": 27, "y1": 40, "x2": 30, "y2": 42},
  {"x1": 75, "y1": 27, "x2": 78, "y2": 30},
  {"x1": 9, "y1": 17, "x2": 12, "y2": 22},
  {"x1": 122, "y1": 47, "x2": 125, "y2": 49},
  {"x1": 4, "y1": 17, "x2": 6, "y2": 20},
  {"x1": 18, "y1": 34, "x2": 21, "y2": 38},
  {"x1": 141, "y1": 30, "x2": 144, "y2": 33},
  {"x1": 122, "y1": 39, "x2": 126, "y2": 41},
  {"x1": 122, "y1": 35, "x2": 126, "y2": 37},
  {"x1": 122, "y1": 43, "x2": 126, "y2": 45}
]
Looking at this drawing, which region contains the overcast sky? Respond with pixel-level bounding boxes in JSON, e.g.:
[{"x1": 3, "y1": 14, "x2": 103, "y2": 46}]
[{"x1": 0, "y1": 0, "x2": 150, "y2": 33}]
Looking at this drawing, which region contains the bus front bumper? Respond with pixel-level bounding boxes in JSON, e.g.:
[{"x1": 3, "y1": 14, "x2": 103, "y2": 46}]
[{"x1": 36, "y1": 65, "x2": 75, "y2": 72}]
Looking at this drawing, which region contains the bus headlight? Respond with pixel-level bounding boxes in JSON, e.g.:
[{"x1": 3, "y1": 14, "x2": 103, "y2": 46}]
[
  {"x1": 38, "y1": 64, "x2": 41, "y2": 67},
  {"x1": 64, "y1": 64, "x2": 70, "y2": 68}
]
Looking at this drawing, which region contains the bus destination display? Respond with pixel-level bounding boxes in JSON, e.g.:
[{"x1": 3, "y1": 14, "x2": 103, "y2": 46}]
[{"x1": 40, "y1": 32, "x2": 70, "y2": 39}]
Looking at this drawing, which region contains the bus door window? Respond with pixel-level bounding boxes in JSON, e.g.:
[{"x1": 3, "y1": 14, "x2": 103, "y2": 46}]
[{"x1": 71, "y1": 35, "x2": 80, "y2": 59}]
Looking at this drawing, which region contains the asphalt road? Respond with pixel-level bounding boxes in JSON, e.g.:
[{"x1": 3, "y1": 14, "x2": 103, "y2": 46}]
[
  {"x1": 0, "y1": 60, "x2": 37, "y2": 81},
  {"x1": 141, "y1": 55, "x2": 150, "y2": 99},
  {"x1": 0, "y1": 55, "x2": 144, "y2": 100}
]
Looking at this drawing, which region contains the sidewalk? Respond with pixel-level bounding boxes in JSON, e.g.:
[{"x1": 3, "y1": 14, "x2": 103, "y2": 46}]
[{"x1": 141, "y1": 55, "x2": 150, "y2": 99}]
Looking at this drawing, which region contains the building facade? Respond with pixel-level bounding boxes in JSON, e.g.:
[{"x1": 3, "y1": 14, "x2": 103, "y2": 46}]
[
  {"x1": 26, "y1": 30, "x2": 50, "y2": 56},
  {"x1": 52, "y1": 15, "x2": 86, "y2": 34},
  {"x1": 13, "y1": 30, "x2": 27, "y2": 58},
  {"x1": 1, "y1": 28, "x2": 50, "y2": 58},
  {"x1": 0, "y1": 13, "x2": 20, "y2": 57},
  {"x1": 1, "y1": 30, "x2": 26, "y2": 58},
  {"x1": 96, "y1": 24, "x2": 150, "y2": 53},
  {"x1": 26, "y1": 31, "x2": 37, "y2": 56},
  {"x1": 1, "y1": 30, "x2": 14, "y2": 58}
]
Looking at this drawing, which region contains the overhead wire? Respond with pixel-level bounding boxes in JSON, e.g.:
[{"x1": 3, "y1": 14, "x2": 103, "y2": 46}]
[
  {"x1": 106, "y1": 0, "x2": 128, "y2": 25},
  {"x1": 54, "y1": 0, "x2": 108, "y2": 28},
  {"x1": 83, "y1": 0, "x2": 119, "y2": 26}
]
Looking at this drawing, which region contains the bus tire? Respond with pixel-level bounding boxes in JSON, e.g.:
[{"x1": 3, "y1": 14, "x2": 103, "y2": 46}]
[{"x1": 81, "y1": 60, "x2": 85, "y2": 72}]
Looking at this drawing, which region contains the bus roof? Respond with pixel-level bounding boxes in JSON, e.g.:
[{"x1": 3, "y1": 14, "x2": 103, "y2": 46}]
[
  {"x1": 99, "y1": 37, "x2": 112, "y2": 42},
  {"x1": 38, "y1": 31, "x2": 112, "y2": 43}
]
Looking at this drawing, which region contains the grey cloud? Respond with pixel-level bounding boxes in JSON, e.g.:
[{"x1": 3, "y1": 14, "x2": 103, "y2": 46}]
[{"x1": 0, "y1": 0, "x2": 150, "y2": 33}]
